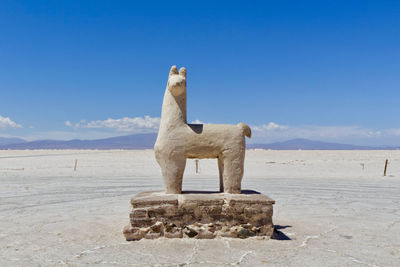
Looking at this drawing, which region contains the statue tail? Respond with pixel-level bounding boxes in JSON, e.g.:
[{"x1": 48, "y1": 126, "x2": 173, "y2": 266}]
[{"x1": 237, "y1": 123, "x2": 251, "y2": 138}]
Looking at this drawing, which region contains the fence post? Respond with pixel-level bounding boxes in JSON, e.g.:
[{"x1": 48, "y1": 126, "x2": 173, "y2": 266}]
[{"x1": 383, "y1": 159, "x2": 388, "y2": 176}]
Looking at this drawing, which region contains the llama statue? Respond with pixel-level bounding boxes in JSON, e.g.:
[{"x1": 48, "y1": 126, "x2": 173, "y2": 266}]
[{"x1": 154, "y1": 66, "x2": 251, "y2": 194}]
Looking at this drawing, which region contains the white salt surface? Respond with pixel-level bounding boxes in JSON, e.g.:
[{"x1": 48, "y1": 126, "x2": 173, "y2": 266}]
[{"x1": 0, "y1": 149, "x2": 399, "y2": 266}]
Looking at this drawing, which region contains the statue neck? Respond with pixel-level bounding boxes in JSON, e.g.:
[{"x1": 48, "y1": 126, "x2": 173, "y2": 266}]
[{"x1": 160, "y1": 89, "x2": 187, "y2": 130}]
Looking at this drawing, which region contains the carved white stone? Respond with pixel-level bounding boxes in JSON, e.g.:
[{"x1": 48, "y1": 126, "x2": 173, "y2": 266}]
[{"x1": 154, "y1": 66, "x2": 251, "y2": 194}]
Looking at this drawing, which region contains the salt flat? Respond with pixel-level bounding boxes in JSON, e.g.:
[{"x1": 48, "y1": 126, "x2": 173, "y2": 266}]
[{"x1": 0, "y1": 149, "x2": 399, "y2": 266}]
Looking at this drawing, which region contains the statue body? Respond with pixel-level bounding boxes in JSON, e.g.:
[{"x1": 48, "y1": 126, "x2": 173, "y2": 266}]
[{"x1": 154, "y1": 66, "x2": 251, "y2": 194}]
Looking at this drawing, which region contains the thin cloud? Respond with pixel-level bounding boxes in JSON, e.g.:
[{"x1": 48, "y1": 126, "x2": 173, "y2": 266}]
[
  {"x1": 191, "y1": 119, "x2": 204, "y2": 124},
  {"x1": 385, "y1": 128, "x2": 400, "y2": 136},
  {"x1": 65, "y1": 115, "x2": 160, "y2": 133},
  {"x1": 252, "y1": 122, "x2": 288, "y2": 131},
  {"x1": 250, "y1": 122, "x2": 387, "y2": 143},
  {"x1": 0, "y1": 115, "x2": 22, "y2": 129}
]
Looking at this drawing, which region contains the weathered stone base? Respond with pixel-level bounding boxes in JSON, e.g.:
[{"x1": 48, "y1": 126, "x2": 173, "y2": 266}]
[{"x1": 123, "y1": 190, "x2": 275, "y2": 240}]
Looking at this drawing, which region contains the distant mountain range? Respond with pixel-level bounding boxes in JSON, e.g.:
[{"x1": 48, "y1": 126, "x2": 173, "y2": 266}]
[
  {"x1": 246, "y1": 138, "x2": 396, "y2": 150},
  {"x1": 0, "y1": 137, "x2": 26, "y2": 146},
  {"x1": 0, "y1": 134, "x2": 157, "y2": 150},
  {"x1": 0, "y1": 135, "x2": 398, "y2": 150}
]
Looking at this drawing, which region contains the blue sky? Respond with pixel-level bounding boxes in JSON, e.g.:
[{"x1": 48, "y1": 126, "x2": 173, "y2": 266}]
[{"x1": 0, "y1": 0, "x2": 399, "y2": 145}]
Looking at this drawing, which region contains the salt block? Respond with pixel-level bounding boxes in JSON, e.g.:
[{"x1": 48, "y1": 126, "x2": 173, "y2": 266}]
[{"x1": 123, "y1": 190, "x2": 275, "y2": 240}]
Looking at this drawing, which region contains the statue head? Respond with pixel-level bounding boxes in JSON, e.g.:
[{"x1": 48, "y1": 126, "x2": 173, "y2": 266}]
[{"x1": 167, "y1": 65, "x2": 186, "y2": 96}]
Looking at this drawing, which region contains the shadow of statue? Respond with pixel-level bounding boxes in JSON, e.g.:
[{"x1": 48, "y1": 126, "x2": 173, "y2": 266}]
[{"x1": 272, "y1": 225, "x2": 292, "y2": 240}]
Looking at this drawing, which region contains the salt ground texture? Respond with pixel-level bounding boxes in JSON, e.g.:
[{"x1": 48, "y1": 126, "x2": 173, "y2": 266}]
[{"x1": 0, "y1": 149, "x2": 399, "y2": 266}]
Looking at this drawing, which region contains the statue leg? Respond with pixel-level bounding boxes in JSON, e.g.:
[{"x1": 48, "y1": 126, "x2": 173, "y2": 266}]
[
  {"x1": 160, "y1": 156, "x2": 186, "y2": 194},
  {"x1": 222, "y1": 150, "x2": 245, "y2": 194}
]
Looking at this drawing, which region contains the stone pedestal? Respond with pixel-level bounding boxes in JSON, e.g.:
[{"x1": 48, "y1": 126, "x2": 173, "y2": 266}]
[{"x1": 123, "y1": 190, "x2": 275, "y2": 240}]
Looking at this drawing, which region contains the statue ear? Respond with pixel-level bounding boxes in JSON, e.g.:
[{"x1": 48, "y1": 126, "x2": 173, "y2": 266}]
[
  {"x1": 169, "y1": 65, "x2": 178, "y2": 77},
  {"x1": 179, "y1": 67, "x2": 186, "y2": 78}
]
